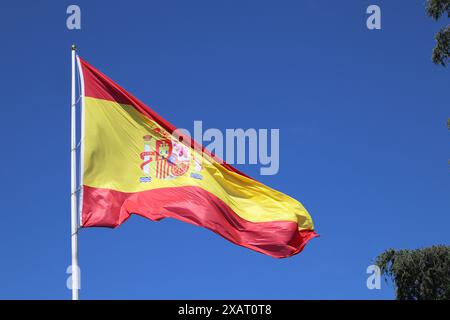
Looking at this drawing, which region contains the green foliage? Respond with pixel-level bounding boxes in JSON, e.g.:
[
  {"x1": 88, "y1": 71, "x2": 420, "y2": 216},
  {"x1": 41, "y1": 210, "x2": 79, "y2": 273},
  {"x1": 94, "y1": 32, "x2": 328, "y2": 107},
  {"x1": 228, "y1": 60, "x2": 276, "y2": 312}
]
[
  {"x1": 426, "y1": 0, "x2": 450, "y2": 66},
  {"x1": 432, "y1": 26, "x2": 450, "y2": 66},
  {"x1": 376, "y1": 246, "x2": 450, "y2": 300},
  {"x1": 426, "y1": 0, "x2": 450, "y2": 20}
]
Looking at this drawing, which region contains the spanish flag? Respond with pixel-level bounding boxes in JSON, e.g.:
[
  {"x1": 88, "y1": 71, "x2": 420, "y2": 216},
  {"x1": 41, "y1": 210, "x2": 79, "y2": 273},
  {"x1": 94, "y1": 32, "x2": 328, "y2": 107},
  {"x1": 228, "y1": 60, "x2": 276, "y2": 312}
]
[{"x1": 77, "y1": 57, "x2": 317, "y2": 258}]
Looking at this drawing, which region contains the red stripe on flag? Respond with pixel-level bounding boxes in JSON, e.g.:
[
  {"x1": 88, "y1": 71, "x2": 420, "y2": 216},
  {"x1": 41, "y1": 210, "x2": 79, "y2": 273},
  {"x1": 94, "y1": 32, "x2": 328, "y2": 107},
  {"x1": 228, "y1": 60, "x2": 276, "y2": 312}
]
[
  {"x1": 81, "y1": 185, "x2": 318, "y2": 258},
  {"x1": 78, "y1": 57, "x2": 253, "y2": 180}
]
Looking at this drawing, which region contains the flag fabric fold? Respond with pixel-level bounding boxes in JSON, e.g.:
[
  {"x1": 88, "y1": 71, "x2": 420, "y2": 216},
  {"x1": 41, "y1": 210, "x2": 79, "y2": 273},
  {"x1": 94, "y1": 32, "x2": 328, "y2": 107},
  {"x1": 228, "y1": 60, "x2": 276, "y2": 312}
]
[{"x1": 77, "y1": 57, "x2": 317, "y2": 258}]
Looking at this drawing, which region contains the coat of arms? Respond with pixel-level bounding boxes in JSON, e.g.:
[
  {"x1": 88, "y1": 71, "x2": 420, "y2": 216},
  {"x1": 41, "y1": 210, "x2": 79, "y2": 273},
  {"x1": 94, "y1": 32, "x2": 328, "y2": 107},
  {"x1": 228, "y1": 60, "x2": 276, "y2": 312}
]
[{"x1": 140, "y1": 128, "x2": 200, "y2": 180}]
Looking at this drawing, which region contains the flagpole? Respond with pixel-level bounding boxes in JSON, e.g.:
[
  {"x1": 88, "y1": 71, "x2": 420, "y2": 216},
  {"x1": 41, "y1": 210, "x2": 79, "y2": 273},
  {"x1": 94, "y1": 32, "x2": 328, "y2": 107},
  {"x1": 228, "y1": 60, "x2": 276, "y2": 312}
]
[{"x1": 70, "y1": 44, "x2": 80, "y2": 300}]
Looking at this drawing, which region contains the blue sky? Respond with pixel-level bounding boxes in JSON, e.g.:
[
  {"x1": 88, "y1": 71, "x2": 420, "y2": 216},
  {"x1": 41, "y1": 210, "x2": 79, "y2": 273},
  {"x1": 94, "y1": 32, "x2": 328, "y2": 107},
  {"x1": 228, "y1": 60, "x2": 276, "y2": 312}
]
[{"x1": 0, "y1": 1, "x2": 448, "y2": 299}]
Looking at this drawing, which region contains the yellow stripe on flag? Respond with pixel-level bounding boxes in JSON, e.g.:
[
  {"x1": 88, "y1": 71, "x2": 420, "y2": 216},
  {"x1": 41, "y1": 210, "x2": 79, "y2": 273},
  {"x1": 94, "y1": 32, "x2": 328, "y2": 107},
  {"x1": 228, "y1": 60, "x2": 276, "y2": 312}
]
[{"x1": 83, "y1": 96, "x2": 314, "y2": 229}]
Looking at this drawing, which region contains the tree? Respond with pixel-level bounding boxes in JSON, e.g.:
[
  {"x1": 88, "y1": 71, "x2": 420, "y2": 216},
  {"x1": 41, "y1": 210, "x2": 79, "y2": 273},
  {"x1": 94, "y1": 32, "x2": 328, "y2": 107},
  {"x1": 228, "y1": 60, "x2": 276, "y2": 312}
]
[
  {"x1": 426, "y1": 0, "x2": 450, "y2": 66},
  {"x1": 376, "y1": 246, "x2": 450, "y2": 300}
]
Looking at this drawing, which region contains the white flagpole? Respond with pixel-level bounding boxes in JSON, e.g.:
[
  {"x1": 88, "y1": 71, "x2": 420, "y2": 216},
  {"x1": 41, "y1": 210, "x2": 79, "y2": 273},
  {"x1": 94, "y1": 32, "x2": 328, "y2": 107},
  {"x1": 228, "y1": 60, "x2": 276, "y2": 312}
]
[{"x1": 70, "y1": 44, "x2": 80, "y2": 300}]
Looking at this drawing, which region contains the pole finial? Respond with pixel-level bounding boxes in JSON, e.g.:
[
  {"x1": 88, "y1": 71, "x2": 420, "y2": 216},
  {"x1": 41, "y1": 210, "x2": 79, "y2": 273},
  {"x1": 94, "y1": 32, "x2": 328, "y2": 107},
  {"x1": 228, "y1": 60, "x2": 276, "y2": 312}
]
[{"x1": 71, "y1": 44, "x2": 77, "y2": 51}]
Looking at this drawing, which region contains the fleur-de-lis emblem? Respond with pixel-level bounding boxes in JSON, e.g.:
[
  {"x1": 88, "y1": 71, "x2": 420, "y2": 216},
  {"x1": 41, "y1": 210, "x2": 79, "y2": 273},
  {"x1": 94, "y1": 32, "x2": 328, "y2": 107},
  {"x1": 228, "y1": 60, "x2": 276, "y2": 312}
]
[{"x1": 158, "y1": 141, "x2": 170, "y2": 159}]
